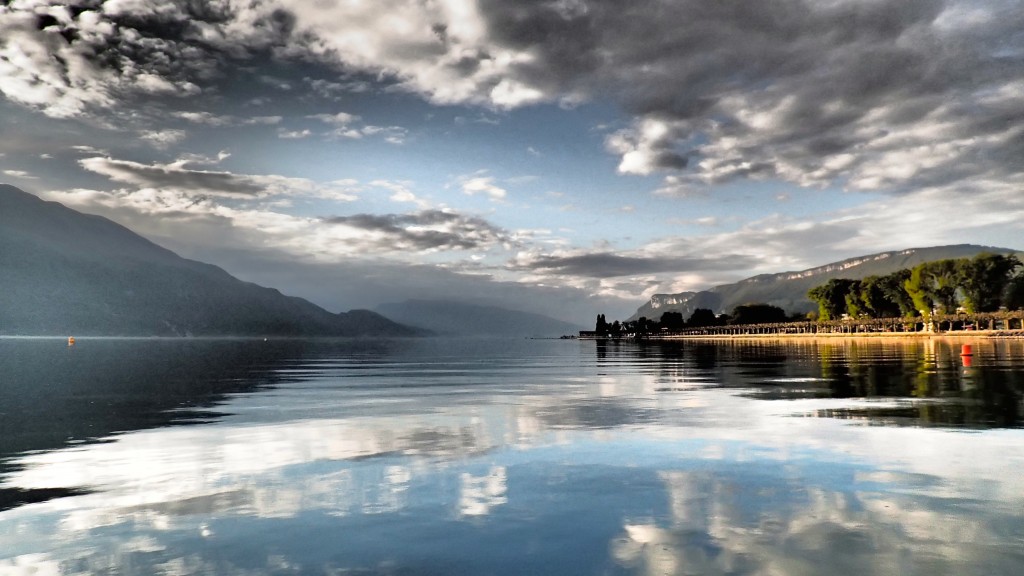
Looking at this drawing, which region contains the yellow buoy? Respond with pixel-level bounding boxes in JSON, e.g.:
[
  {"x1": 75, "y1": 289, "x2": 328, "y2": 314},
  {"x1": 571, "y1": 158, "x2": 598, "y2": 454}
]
[{"x1": 68, "y1": 336, "x2": 75, "y2": 346}]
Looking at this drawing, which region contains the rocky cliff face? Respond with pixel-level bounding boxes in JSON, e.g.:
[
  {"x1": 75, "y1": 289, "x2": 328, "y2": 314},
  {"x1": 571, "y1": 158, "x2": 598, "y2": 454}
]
[
  {"x1": 648, "y1": 292, "x2": 696, "y2": 310},
  {"x1": 630, "y1": 291, "x2": 723, "y2": 322}
]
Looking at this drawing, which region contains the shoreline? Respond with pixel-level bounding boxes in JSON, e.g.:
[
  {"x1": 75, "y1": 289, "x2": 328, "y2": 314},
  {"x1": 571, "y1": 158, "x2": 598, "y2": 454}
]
[{"x1": 579, "y1": 329, "x2": 1024, "y2": 341}]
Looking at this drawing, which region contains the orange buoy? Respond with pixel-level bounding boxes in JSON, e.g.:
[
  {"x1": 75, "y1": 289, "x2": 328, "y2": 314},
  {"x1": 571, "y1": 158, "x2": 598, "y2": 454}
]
[
  {"x1": 961, "y1": 344, "x2": 972, "y2": 356},
  {"x1": 962, "y1": 354, "x2": 973, "y2": 368},
  {"x1": 67, "y1": 336, "x2": 75, "y2": 346}
]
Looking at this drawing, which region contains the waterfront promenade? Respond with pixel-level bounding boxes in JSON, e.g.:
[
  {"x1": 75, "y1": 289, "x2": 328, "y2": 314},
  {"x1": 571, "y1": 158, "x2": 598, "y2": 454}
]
[{"x1": 580, "y1": 310, "x2": 1024, "y2": 339}]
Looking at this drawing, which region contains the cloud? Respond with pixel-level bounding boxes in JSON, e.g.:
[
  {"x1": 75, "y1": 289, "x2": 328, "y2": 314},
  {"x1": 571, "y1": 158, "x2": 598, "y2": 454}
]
[
  {"x1": 290, "y1": 0, "x2": 1020, "y2": 194},
  {"x1": 174, "y1": 111, "x2": 234, "y2": 127},
  {"x1": 605, "y1": 118, "x2": 689, "y2": 176},
  {"x1": 71, "y1": 145, "x2": 109, "y2": 155},
  {"x1": 303, "y1": 76, "x2": 372, "y2": 99},
  {"x1": 79, "y1": 157, "x2": 267, "y2": 197},
  {"x1": 43, "y1": 185, "x2": 632, "y2": 320},
  {"x1": 2, "y1": 169, "x2": 37, "y2": 179},
  {"x1": 325, "y1": 210, "x2": 510, "y2": 252},
  {"x1": 246, "y1": 115, "x2": 283, "y2": 125},
  {"x1": 509, "y1": 251, "x2": 758, "y2": 278},
  {"x1": 360, "y1": 125, "x2": 408, "y2": 145},
  {"x1": 277, "y1": 128, "x2": 312, "y2": 139},
  {"x1": 0, "y1": 3, "x2": 209, "y2": 119},
  {"x1": 173, "y1": 111, "x2": 283, "y2": 127},
  {"x1": 6, "y1": 0, "x2": 1020, "y2": 198},
  {"x1": 306, "y1": 113, "x2": 406, "y2": 142},
  {"x1": 370, "y1": 180, "x2": 428, "y2": 207},
  {"x1": 459, "y1": 174, "x2": 507, "y2": 200},
  {"x1": 139, "y1": 129, "x2": 187, "y2": 149},
  {"x1": 307, "y1": 112, "x2": 360, "y2": 126},
  {"x1": 76, "y1": 155, "x2": 356, "y2": 201}
]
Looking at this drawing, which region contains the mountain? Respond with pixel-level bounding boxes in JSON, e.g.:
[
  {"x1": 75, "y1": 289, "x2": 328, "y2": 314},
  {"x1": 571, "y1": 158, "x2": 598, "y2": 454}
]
[
  {"x1": 375, "y1": 299, "x2": 584, "y2": 337},
  {"x1": 0, "y1": 184, "x2": 416, "y2": 336},
  {"x1": 629, "y1": 245, "x2": 1020, "y2": 321}
]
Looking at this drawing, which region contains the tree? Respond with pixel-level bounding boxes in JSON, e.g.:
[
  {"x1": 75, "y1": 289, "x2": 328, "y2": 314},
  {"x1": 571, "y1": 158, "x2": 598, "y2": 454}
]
[
  {"x1": 595, "y1": 314, "x2": 609, "y2": 335},
  {"x1": 874, "y1": 270, "x2": 915, "y2": 317},
  {"x1": 808, "y1": 279, "x2": 858, "y2": 320},
  {"x1": 958, "y1": 253, "x2": 1020, "y2": 312},
  {"x1": 853, "y1": 274, "x2": 907, "y2": 318},
  {"x1": 904, "y1": 259, "x2": 959, "y2": 316},
  {"x1": 636, "y1": 317, "x2": 650, "y2": 336},
  {"x1": 903, "y1": 264, "x2": 934, "y2": 318},
  {"x1": 1003, "y1": 274, "x2": 1024, "y2": 310},
  {"x1": 660, "y1": 311, "x2": 685, "y2": 331},
  {"x1": 843, "y1": 280, "x2": 865, "y2": 318},
  {"x1": 687, "y1": 308, "x2": 718, "y2": 327},
  {"x1": 729, "y1": 303, "x2": 788, "y2": 325}
]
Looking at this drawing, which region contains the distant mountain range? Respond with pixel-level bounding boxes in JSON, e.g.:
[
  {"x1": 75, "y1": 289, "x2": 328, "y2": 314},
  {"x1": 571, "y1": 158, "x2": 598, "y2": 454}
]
[
  {"x1": 628, "y1": 244, "x2": 1020, "y2": 321},
  {"x1": 375, "y1": 299, "x2": 583, "y2": 337},
  {"x1": 0, "y1": 184, "x2": 416, "y2": 337}
]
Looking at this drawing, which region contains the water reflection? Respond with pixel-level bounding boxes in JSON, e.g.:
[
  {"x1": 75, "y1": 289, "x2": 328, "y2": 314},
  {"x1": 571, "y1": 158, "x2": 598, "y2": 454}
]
[
  {"x1": 0, "y1": 338, "x2": 300, "y2": 511},
  {"x1": 1, "y1": 338, "x2": 1023, "y2": 575},
  {"x1": 596, "y1": 338, "x2": 1024, "y2": 428},
  {"x1": 612, "y1": 468, "x2": 1024, "y2": 575},
  {"x1": 459, "y1": 466, "x2": 508, "y2": 517}
]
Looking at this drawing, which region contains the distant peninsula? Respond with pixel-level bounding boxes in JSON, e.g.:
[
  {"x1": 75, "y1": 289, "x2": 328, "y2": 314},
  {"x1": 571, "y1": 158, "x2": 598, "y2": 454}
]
[
  {"x1": 0, "y1": 184, "x2": 418, "y2": 337},
  {"x1": 590, "y1": 249, "x2": 1024, "y2": 339}
]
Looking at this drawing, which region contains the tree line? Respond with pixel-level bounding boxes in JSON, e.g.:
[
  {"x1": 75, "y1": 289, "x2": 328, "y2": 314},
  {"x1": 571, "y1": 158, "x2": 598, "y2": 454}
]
[
  {"x1": 594, "y1": 303, "x2": 802, "y2": 336},
  {"x1": 593, "y1": 253, "x2": 1024, "y2": 337},
  {"x1": 806, "y1": 253, "x2": 1024, "y2": 321}
]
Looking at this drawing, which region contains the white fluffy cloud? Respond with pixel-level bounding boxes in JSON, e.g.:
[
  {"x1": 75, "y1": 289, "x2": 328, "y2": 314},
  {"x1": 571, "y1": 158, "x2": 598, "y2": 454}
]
[{"x1": 459, "y1": 173, "x2": 507, "y2": 200}]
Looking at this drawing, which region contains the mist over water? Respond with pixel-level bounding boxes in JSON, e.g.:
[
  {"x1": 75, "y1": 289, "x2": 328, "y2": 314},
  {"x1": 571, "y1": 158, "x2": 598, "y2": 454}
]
[{"x1": 1, "y1": 337, "x2": 1023, "y2": 575}]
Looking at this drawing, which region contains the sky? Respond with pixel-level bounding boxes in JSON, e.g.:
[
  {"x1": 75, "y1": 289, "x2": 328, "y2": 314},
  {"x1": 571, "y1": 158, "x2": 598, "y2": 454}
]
[{"x1": 2, "y1": 0, "x2": 1024, "y2": 324}]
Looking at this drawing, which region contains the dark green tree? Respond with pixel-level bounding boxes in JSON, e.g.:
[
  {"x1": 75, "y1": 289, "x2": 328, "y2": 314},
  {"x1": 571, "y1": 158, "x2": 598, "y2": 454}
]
[
  {"x1": 874, "y1": 269, "x2": 915, "y2": 317},
  {"x1": 595, "y1": 314, "x2": 609, "y2": 335},
  {"x1": 636, "y1": 317, "x2": 650, "y2": 336},
  {"x1": 729, "y1": 303, "x2": 788, "y2": 325},
  {"x1": 856, "y1": 276, "x2": 889, "y2": 318},
  {"x1": 903, "y1": 264, "x2": 934, "y2": 317},
  {"x1": 808, "y1": 279, "x2": 858, "y2": 320},
  {"x1": 958, "y1": 253, "x2": 1020, "y2": 312},
  {"x1": 904, "y1": 259, "x2": 960, "y2": 316},
  {"x1": 924, "y1": 259, "x2": 960, "y2": 313},
  {"x1": 1003, "y1": 274, "x2": 1024, "y2": 310},
  {"x1": 687, "y1": 308, "x2": 718, "y2": 327},
  {"x1": 843, "y1": 280, "x2": 865, "y2": 318},
  {"x1": 660, "y1": 311, "x2": 685, "y2": 331}
]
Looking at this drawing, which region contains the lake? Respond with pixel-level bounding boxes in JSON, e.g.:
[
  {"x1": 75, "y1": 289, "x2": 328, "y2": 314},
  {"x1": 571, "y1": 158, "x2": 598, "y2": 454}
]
[{"x1": 1, "y1": 336, "x2": 1023, "y2": 575}]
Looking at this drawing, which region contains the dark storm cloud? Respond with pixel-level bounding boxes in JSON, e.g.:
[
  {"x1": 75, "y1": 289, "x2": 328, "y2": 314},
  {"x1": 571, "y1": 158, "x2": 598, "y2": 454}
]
[
  {"x1": 511, "y1": 252, "x2": 759, "y2": 278},
  {"x1": 5, "y1": 0, "x2": 1023, "y2": 195},
  {"x1": 473, "y1": 0, "x2": 1024, "y2": 190},
  {"x1": 325, "y1": 210, "x2": 510, "y2": 252},
  {"x1": 0, "y1": 0, "x2": 294, "y2": 119}
]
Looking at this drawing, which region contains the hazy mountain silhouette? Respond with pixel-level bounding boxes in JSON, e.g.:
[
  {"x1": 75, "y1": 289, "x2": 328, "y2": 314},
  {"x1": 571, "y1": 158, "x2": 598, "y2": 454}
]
[
  {"x1": 629, "y1": 245, "x2": 1020, "y2": 321},
  {"x1": 0, "y1": 184, "x2": 416, "y2": 336},
  {"x1": 375, "y1": 299, "x2": 583, "y2": 337}
]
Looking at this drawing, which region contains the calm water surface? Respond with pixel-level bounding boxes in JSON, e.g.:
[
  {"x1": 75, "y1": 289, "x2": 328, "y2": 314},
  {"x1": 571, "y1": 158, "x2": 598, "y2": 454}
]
[{"x1": 1, "y1": 337, "x2": 1023, "y2": 575}]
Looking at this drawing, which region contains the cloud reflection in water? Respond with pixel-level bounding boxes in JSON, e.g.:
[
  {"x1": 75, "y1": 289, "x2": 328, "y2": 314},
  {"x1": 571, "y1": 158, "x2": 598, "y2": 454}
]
[{"x1": 1, "y1": 338, "x2": 1023, "y2": 575}]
